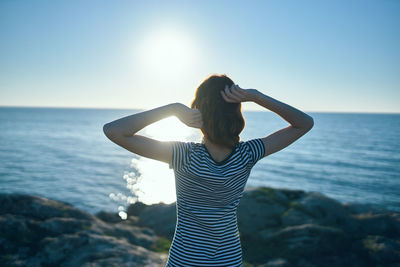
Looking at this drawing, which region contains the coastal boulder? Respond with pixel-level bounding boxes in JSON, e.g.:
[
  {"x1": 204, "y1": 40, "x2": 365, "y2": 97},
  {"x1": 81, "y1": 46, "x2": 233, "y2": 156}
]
[
  {"x1": 238, "y1": 187, "x2": 290, "y2": 235},
  {"x1": 235, "y1": 187, "x2": 400, "y2": 266},
  {"x1": 127, "y1": 201, "x2": 177, "y2": 239},
  {"x1": 2, "y1": 186, "x2": 399, "y2": 267},
  {"x1": 0, "y1": 193, "x2": 167, "y2": 266}
]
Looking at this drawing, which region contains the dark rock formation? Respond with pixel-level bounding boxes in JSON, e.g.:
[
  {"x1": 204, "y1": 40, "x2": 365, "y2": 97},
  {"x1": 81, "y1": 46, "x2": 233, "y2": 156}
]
[
  {"x1": 1, "y1": 186, "x2": 399, "y2": 267},
  {"x1": 124, "y1": 187, "x2": 400, "y2": 267},
  {"x1": 0, "y1": 193, "x2": 167, "y2": 266}
]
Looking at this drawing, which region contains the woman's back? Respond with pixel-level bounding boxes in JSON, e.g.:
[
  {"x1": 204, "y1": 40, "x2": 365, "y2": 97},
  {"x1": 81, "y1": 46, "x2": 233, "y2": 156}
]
[
  {"x1": 166, "y1": 138, "x2": 265, "y2": 266},
  {"x1": 103, "y1": 74, "x2": 314, "y2": 266}
]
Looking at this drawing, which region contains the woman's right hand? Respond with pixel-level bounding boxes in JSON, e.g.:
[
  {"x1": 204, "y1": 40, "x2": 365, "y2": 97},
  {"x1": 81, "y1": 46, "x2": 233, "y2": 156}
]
[
  {"x1": 220, "y1": 84, "x2": 257, "y2": 103},
  {"x1": 175, "y1": 103, "x2": 203, "y2": 129}
]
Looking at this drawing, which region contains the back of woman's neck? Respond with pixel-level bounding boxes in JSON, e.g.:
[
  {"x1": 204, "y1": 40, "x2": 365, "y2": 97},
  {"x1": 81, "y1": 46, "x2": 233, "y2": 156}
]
[
  {"x1": 202, "y1": 137, "x2": 231, "y2": 152},
  {"x1": 202, "y1": 137, "x2": 235, "y2": 162}
]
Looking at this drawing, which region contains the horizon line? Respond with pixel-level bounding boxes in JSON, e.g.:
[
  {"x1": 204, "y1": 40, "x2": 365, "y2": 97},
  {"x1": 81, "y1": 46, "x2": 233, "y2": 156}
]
[{"x1": 0, "y1": 105, "x2": 399, "y2": 115}]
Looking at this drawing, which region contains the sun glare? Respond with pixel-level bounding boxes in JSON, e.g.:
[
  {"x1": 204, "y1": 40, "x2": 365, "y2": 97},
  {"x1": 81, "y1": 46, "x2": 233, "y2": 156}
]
[
  {"x1": 126, "y1": 27, "x2": 202, "y2": 205},
  {"x1": 137, "y1": 28, "x2": 198, "y2": 79},
  {"x1": 127, "y1": 117, "x2": 202, "y2": 205},
  {"x1": 144, "y1": 116, "x2": 198, "y2": 141}
]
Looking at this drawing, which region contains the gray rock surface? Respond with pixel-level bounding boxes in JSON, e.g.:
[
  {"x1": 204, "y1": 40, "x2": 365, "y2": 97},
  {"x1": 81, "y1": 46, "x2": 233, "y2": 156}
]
[
  {"x1": 0, "y1": 193, "x2": 167, "y2": 266},
  {"x1": 1, "y1": 186, "x2": 399, "y2": 267},
  {"x1": 125, "y1": 186, "x2": 400, "y2": 266}
]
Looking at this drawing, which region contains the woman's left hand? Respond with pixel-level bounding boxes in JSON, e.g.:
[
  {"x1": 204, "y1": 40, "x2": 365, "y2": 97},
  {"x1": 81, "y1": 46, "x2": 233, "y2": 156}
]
[
  {"x1": 220, "y1": 84, "x2": 254, "y2": 103},
  {"x1": 175, "y1": 103, "x2": 203, "y2": 129}
]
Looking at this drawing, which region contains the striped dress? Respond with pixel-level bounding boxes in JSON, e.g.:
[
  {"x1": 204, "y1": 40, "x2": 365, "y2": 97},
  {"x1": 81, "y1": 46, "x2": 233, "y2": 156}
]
[{"x1": 166, "y1": 138, "x2": 265, "y2": 267}]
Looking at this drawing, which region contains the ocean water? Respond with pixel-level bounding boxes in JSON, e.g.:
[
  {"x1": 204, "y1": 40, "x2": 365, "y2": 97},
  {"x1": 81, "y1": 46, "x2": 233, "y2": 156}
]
[{"x1": 0, "y1": 107, "x2": 399, "y2": 216}]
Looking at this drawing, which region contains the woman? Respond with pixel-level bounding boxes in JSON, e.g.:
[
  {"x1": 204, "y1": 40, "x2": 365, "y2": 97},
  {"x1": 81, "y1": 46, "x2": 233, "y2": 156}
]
[{"x1": 103, "y1": 74, "x2": 314, "y2": 266}]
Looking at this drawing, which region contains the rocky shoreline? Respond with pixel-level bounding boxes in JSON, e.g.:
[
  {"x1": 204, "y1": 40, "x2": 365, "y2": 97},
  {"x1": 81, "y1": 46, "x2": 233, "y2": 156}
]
[{"x1": 1, "y1": 186, "x2": 399, "y2": 266}]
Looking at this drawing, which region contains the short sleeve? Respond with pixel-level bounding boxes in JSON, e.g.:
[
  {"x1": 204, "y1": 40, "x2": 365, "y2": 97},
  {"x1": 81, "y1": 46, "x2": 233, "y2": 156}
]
[
  {"x1": 246, "y1": 138, "x2": 266, "y2": 167},
  {"x1": 168, "y1": 141, "x2": 193, "y2": 170}
]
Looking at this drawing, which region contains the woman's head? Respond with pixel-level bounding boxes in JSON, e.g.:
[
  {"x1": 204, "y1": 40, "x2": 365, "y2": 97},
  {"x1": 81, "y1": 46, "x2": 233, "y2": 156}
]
[{"x1": 191, "y1": 74, "x2": 245, "y2": 149}]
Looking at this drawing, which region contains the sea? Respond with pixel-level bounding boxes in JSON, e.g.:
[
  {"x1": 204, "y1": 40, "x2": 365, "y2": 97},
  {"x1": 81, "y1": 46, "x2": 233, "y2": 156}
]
[{"x1": 0, "y1": 107, "x2": 399, "y2": 217}]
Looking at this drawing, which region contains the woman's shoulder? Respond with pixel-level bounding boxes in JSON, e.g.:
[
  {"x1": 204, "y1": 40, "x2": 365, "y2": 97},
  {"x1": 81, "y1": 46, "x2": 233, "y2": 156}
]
[
  {"x1": 241, "y1": 138, "x2": 264, "y2": 147},
  {"x1": 240, "y1": 138, "x2": 266, "y2": 163},
  {"x1": 171, "y1": 141, "x2": 201, "y2": 153}
]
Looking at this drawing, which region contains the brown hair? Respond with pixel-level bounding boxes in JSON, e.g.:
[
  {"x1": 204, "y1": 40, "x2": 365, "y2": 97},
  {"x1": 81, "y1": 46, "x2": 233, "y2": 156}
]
[{"x1": 191, "y1": 74, "x2": 245, "y2": 149}]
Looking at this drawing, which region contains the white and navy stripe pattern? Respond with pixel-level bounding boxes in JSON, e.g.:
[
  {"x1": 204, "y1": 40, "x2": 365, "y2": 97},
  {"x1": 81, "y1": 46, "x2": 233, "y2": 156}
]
[{"x1": 167, "y1": 138, "x2": 265, "y2": 267}]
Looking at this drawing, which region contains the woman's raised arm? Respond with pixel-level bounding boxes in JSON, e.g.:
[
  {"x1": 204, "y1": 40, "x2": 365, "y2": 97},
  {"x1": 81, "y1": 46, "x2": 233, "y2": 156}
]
[
  {"x1": 103, "y1": 103, "x2": 202, "y2": 164},
  {"x1": 221, "y1": 84, "x2": 314, "y2": 157}
]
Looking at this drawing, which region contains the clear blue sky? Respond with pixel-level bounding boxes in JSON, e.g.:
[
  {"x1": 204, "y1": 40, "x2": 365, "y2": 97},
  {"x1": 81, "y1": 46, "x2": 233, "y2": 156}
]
[{"x1": 0, "y1": 0, "x2": 399, "y2": 113}]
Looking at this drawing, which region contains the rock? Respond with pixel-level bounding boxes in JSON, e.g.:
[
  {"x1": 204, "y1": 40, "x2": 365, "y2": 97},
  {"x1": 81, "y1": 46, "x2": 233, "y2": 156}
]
[
  {"x1": 238, "y1": 187, "x2": 399, "y2": 266},
  {"x1": 1, "y1": 186, "x2": 399, "y2": 267},
  {"x1": 281, "y1": 206, "x2": 316, "y2": 226},
  {"x1": 238, "y1": 187, "x2": 288, "y2": 236},
  {"x1": 122, "y1": 186, "x2": 400, "y2": 267},
  {"x1": 0, "y1": 193, "x2": 92, "y2": 221},
  {"x1": 95, "y1": 210, "x2": 123, "y2": 223},
  {"x1": 260, "y1": 223, "x2": 343, "y2": 241},
  {"x1": 35, "y1": 232, "x2": 166, "y2": 267},
  {"x1": 297, "y1": 192, "x2": 351, "y2": 224},
  {"x1": 259, "y1": 258, "x2": 290, "y2": 266},
  {"x1": 127, "y1": 202, "x2": 177, "y2": 239},
  {"x1": 127, "y1": 201, "x2": 149, "y2": 216},
  {"x1": 280, "y1": 191, "x2": 357, "y2": 231},
  {"x1": 259, "y1": 223, "x2": 348, "y2": 260},
  {"x1": 0, "y1": 193, "x2": 166, "y2": 267},
  {"x1": 352, "y1": 212, "x2": 400, "y2": 237},
  {"x1": 343, "y1": 201, "x2": 388, "y2": 215},
  {"x1": 361, "y1": 235, "x2": 400, "y2": 263}
]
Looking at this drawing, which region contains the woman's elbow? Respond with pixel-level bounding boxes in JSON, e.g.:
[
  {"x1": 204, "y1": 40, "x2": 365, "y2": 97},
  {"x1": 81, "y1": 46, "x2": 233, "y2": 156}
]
[
  {"x1": 294, "y1": 115, "x2": 314, "y2": 130},
  {"x1": 303, "y1": 116, "x2": 314, "y2": 131},
  {"x1": 103, "y1": 123, "x2": 117, "y2": 139}
]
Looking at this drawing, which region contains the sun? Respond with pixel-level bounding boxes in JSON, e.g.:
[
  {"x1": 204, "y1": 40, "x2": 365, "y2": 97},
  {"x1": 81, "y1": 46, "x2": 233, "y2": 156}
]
[{"x1": 136, "y1": 28, "x2": 198, "y2": 79}]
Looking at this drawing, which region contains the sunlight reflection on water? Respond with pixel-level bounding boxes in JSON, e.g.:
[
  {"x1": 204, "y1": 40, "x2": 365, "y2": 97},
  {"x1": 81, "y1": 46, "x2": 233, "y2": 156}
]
[
  {"x1": 114, "y1": 117, "x2": 202, "y2": 210},
  {"x1": 129, "y1": 157, "x2": 176, "y2": 204}
]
